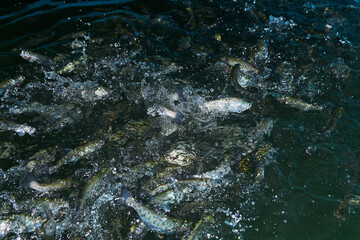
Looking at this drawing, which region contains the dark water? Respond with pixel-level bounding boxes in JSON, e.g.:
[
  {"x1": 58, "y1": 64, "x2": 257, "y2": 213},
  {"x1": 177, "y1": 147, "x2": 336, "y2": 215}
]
[{"x1": 1, "y1": 0, "x2": 360, "y2": 239}]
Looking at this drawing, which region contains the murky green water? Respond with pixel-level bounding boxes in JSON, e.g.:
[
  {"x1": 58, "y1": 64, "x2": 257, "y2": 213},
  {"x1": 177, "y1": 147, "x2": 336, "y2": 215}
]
[{"x1": 1, "y1": 0, "x2": 360, "y2": 239}]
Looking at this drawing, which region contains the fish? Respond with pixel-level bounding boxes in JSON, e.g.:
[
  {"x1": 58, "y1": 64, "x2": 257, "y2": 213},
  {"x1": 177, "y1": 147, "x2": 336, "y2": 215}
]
[
  {"x1": 9, "y1": 101, "x2": 53, "y2": 115},
  {"x1": 49, "y1": 138, "x2": 105, "y2": 173},
  {"x1": 238, "y1": 155, "x2": 251, "y2": 174},
  {"x1": 276, "y1": 95, "x2": 322, "y2": 111},
  {"x1": 148, "y1": 189, "x2": 179, "y2": 211},
  {"x1": 191, "y1": 161, "x2": 231, "y2": 180},
  {"x1": 243, "y1": 118, "x2": 274, "y2": 156},
  {"x1": 230, "y1": 64, "x2": 253, "y2": 88},
  {"x1": 9, "y1": 101, "x2": 77, "y2": 116},
  {"x1": 149, "y1": 178, "x2": 213, "y2": 197},
  {"x1": 0, "y1": 142, "x2": 15, "y2": 159},
  {"x1": 202, "y1": 97, "x2": 252, "y2": 114},
  {"x1": 20, "y1": 49, "x2": 54, "y2": 64},
  {"x1": 116, "y1": 187, "x2": 188, "y2": 234},
  {"x1": 161, "y1": 119, "x2": 179, "y2": 136},
  {"x1": 334, "y1": 194, "x2": 360, "y2": 220},
  {"x1": 17, "y1": 198, "x2": 69, "y2": 219},
  {"x1": 0, "y1": 214, "x2": 46, "y2": 238},
  {"x1": 183, "y1": 215, "x2": 215, "y2": 240},
  {"x1": 221, "y1": 56, "x2": 259, "y2": 74},
  {"x1": 162, "y1": 142, "x2": 195, "y2": 166},
  {"x1": 324, "y1": 107, "x2": 343, "y2": 132},
  {"x1": 254, "y1": 144, "x2": 276, "y2": 184},
  {"x1": 58, "y1": 55, "x2": 86, "y2": 74},
  {"x1": 0, "y1": 75, "x2": 25, "y2": 91},
  {"x1": 0, "y1": 119, "x2": 36, "y2": 136},
  {"x1": 147, "y1": 105, "x2": 183, "y2": 124},
  {"x1": 21, "y1": 173, "x2": 71, "y2": 192},
  {"x1": 80, "y1": 168, "x2": 111, "y2": 207},
  {"x1": 149, "y1": 176, "x2": 227, "y2": 211}
]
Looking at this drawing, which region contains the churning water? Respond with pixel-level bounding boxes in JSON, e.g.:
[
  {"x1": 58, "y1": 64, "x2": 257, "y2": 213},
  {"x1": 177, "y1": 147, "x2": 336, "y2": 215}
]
[{"x1": 1, "y1": 0, "x2": 360, "y2": 239}]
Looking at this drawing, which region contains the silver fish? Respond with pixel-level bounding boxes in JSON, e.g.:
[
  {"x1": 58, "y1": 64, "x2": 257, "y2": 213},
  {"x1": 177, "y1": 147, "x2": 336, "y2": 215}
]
[
  {"x1": 202, "y1": 97, "x2": 252, "y2": 114},
  {"x1": 0, "y1": 119, "x2": 36, "y2": 136},
  {"x1": 117, "y1": 188, "x2": 187, "y2": 234},
  {"x1": 20, "y1": 49, "x2": 54, "y2": 64},
  {"x1": 276, "y1": 95, "x2": 322, "y2": 111},
  {"x1": 191, "y1": 161, "x2": 231, "y2": 180},
  {"x1": 147, "y1": 105, "x2": 183, "y2": 124},
  {"x1": 162, "y1": 142, "x2": 195, "y2": 166}
]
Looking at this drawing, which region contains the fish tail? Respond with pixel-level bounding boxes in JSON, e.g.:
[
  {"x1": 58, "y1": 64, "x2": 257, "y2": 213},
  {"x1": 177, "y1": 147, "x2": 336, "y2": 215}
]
[
  {"x1": 115, "y1": 187, "x2": 132, "y2": 205},
  {"x1": 175, "y1": 88, "x2": 186, "y2": 102},
  {"x1": 173, "y1": 112, "x2": 183, "y2": 125},
  {"x1": 21, "y1": 172, "x2": 36, "y2": 188}
]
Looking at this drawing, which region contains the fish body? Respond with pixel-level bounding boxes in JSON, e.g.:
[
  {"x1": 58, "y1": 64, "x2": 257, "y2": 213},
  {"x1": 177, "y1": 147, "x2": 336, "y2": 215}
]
[
  {"x1": 250, "y1": 118, "x2": 274, "y2": 139},
  {"x1": 49, "y1": 138, "x2": 104, "y2": 173},
  {"x1": 149, "y1": 189, "x2": 178, "y2": 211},
  {"x1": 163, "y1": 142, "x2": 195, "y2": 166},
  {"x1": 118, "y1": 188, "x2": 187, "y2": 234},
  {"x1": 21, "y1": 173, "x2": 71, "y2": 192},
  {"x1": 0, "y1": 142, "x2": 14, "y2": 158},
  {"x1": 150, "y1": 178, "x2": 212, "y2": 197},
  {"x1": 0, "y1": 119, "x2": 36, "y2": 136},
  {"x1": 324, "y1": 107, "x2": 343, "y2": 132},
  {"x1": 147, "y1": 105, "x2": 183, "y2": 124},
  {"x1": 0, "y1": 214, "x2": 46, "y2": 238},
  {"x1": 9, "y1": 102, "x2": 76, "y2": 116},
  {"x1": 254, "y1": 144, "x2": 276, "y2": 184},
  {"x1": 334, "y1": 194, "x2": 360, "y2": 220},
  {"x1": 0, "y1": 75, "x2": 25, "y2": 90},
  {"x1": 243, "y1": 118, "x2": 274, "y2": 155},
  {"x1": 202, "y1": 97, "x2": 251, "y2": 114},
  {"x1": 221, "y1": 56, "x2": 259, "y2": 74},
  {"x1": 345, "y1": 194, "x2": 360, "y2": 206},
  {"x1": 58, "y1": 56, "x2": 86, "y2": 74},
  {"x1": 192, "y1": 162, "x2": 231, "y2": 180},
  {"x1": 80, "y1": 168, "x2": 110, "y2": 206},
  {"x1": 20, "y1": 49, "x2": 53, "y2": 64},
  {"x1": 17, "y1": 198, "x2": 69, "y2": 218},
  {"x1": 230, "y1": 64, "x2": 252, "y2": 88},
  {"x1": 26, "y1": 147, "x2": 57, "y2": 172},
  {"x1": 9, "y1": 101, "x2": 53, "y2": 115},
  {"x1": 161, "y1": 120, "x2": 179, "y2": 136},
  {"x1": 277, "y1": 95, "x2": 322, "y2": 111},
  {"x1": 238, "y1": 155, "x2": 251, "y2": 174}
]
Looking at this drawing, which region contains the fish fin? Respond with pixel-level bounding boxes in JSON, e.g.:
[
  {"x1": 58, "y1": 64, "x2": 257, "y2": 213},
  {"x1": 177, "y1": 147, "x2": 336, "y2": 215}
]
[
  {"x1": 175, "y1": 88, "x2": 186, "y2": 102},
  {"x1": 115, "y1": 187, "x2": 132, "y2": 205},
  {"x1": 21, "y1": 172, "x2": 36, "y2": 188},
  {"x1": 172, "y1": 112, "x2": 183, "y2": 125}
]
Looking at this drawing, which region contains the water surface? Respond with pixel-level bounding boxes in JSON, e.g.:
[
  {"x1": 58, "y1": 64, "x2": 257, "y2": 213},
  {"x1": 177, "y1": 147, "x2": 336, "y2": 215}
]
[{"x1": 1, "y1": 0, "x2": 360, "y2": 239}]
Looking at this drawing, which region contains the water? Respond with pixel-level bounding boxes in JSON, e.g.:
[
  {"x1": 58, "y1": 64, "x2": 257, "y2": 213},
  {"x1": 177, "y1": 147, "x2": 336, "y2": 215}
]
[{"x1": 1, "y1": 0, "x2": 360, "y2": 239}]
